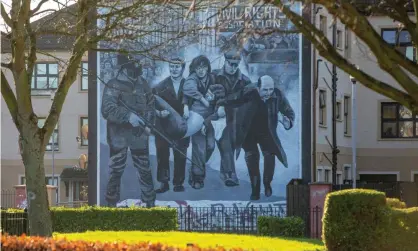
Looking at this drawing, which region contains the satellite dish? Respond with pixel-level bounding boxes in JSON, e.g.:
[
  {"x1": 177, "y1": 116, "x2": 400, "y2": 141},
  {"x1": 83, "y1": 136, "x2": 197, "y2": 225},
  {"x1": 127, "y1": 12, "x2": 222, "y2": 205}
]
[{"x1": 79, "y1": 154, "x2": 88, "y2": 169}]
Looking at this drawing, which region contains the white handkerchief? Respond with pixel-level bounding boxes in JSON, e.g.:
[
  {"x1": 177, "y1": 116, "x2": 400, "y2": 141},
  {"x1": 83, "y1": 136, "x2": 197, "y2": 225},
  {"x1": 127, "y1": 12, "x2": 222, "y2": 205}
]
[{"x1": 211, "y1": 117, "x2": 227, "y2": 141}]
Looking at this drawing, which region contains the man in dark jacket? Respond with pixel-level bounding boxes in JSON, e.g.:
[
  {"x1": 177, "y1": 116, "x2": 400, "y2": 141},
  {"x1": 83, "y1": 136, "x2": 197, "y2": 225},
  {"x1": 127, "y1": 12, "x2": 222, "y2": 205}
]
[
  {"x1": 212, "y1": 49, "x2": 251, "y2": 187},
  {"x1": 153, "y1": 57, "x2": 189, "y2": 193},
  {"x1": 223, "y1": 75, "x2": 295, "y2": 201},
  {"x1": 101, "y1": 54, "x2": 156, "y2": 207}
]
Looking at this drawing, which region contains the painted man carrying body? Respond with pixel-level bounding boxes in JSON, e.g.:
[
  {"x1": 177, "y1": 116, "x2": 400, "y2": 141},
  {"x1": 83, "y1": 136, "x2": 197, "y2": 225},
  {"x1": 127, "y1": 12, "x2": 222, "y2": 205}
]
[
  {"x1": 101, "y1": 54, "x2": 156, "y2": 207},
  {"x1": 223, "y1": 75, "x2": 295, "y2": 200},
  {"x1": 213, "y1": 49, "x2": 251, "y2": 187},
  {"x1": 153, "y1": 57, "x2": 190, "y2": 193},
  {"x1": 182, "y1": 55, "x2": 225, "y2": 189}
]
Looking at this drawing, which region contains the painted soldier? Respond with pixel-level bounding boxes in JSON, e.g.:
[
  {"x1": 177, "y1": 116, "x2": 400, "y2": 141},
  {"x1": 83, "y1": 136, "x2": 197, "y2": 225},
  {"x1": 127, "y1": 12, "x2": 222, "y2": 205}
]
[
  {"x1": 212, "y1": 49, "x2": 251, "y2": 187},
  {"x1": 223, "y1": 75, "x2": 295, "y2": 201},
  {"x1": 153, "y1": 57, "x2": 189, "y2": 193},
  {"x1": 101, "y1": 54, "x2": 156, "y2": 207}
]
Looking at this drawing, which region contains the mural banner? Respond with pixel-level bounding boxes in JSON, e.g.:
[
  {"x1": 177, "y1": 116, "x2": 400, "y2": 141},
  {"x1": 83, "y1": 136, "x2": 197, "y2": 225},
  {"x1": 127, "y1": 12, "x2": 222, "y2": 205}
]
[{"x1": 96, "y1": 1, "x2": 303, "y2": 207}]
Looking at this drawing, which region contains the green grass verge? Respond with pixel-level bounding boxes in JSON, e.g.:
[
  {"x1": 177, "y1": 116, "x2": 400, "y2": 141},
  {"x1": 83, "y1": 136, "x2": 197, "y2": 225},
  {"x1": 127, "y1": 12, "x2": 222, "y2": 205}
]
[{"x1": 54, "y1": 231, "x2": 324, "y2": 251}]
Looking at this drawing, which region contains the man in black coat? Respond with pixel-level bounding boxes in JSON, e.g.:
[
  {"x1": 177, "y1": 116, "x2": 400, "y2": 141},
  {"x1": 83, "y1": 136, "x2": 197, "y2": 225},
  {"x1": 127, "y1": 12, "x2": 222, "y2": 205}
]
[
  {"x1": 153, "y1": 57, "x2": 189, "y2": 193},
  {"x1": 212, "y1": 49, "x2": 251, "y2": 187},
  {"x1": 101, "y1": 54, "x2": 156, "y2": 207},
  {"x1": 223, "y1": 75, "x2": 295, "y2": 201}
]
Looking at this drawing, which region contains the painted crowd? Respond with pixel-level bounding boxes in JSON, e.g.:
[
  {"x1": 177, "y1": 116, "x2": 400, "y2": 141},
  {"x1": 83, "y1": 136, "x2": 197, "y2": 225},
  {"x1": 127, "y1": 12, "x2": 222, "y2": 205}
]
[{"x1": 100, "y1": 46, "x2": 296, "y2": 207}]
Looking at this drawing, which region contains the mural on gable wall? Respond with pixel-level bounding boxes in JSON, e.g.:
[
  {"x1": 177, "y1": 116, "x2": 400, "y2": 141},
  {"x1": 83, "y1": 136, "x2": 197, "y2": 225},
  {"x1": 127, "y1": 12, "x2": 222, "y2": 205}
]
[{"x1": 96, "y1": 1, "x2": 303, "y2": 209}]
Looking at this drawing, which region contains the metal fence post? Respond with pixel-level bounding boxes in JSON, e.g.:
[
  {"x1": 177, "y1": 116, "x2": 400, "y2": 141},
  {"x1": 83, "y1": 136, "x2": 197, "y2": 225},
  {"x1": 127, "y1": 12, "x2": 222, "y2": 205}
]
[
  {"x1": 187, "y1": 205, "x2": 191, "y2": 232},
  {"x1": 250, "y1": 205, "x2": 254, "y2": 233}
]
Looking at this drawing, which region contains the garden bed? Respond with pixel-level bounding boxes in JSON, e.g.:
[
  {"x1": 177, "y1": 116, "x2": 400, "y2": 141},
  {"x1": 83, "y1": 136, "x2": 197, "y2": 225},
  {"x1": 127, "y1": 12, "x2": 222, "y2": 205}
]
[{"x1": 54, "y1": 231, "x2": 324, "y2": 251}]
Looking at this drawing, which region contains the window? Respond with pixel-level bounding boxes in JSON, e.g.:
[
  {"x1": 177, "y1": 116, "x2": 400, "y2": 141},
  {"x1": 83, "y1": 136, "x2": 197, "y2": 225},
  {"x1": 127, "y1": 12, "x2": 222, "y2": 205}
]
[
  {"x1": 382, "y1": 28, "x2": 416, "y2": 62},
  {"x1": 381, "y1": 102, "x2": 417, "y2": 138},
  {"x1": 336, "y1": 101, "x2": 342, "y2": 121},
  {"x1": 336, "y1": 173, "x2": 343, "y2": 185},
  {"x1": 80, "y1": 117, "x2": 88, "y2": 146},
  {"x1": 81, "y1": 62, "x2": 88, "y2": 91},
  {"x1": 344, "y1": 26, "x2": 351, "y2": 57},
  {"x1": 344, "y1": 96, "x2": 351, "y2": 135},
  {"x1": 317, "y1": 169, "x2": 323, "y2": 182},
  {"x1": 73, "y1": 181, "x2": 88, "y2": 201},
  {"x1": 344, "y1": 165, "x2": 352, "y2": 181},
  {"x1": 319, "y1": 90, "x2": 327, "y2": 126},
  {"x1": 324, "y1": 169, "x2": 331, "y2": 183},
  {"x1": 38, "y1": 118, "x2": 59, "y2": 151},
  {"x1": 336, "y1": 29, "x2": 342, "y2": 49},
  {"x1": 31, "y1": 63, "x2": 59, "y2": 90},
  {"x1": 319, "y1": 15, "x2": 327, "y2": 35}
]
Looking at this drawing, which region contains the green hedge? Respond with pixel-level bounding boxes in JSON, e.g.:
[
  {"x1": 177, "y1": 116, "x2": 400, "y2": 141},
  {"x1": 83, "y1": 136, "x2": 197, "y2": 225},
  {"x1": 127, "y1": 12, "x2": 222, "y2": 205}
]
[
  {"x1": 386, "y1": 197, "x2": 406, "y2": 209},
  {"x1": 257, "y1": 216, "x2": 305, "y2": 237},
  {"x1": 385, "y1": 207, "x2": 418, "y2": 250},
  {"x1": 322, "y1": 189, "x2": 418, "y2": 251},
  {"x1": 2, "y1": 206, "x2": 178, "y2": 234}
]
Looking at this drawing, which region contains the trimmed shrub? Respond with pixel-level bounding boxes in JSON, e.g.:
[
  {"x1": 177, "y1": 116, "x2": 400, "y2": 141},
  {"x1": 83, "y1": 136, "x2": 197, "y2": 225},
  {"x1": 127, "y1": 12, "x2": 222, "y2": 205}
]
[
  {"x1": 2, "y1": 206, "x2": 178, "y2": 234},
  {"x1": 258, "y1": 216, "x2": 305, "y2": 237},
  {"x1": 386, "y1": 197, "x2": 406, "y2": 209},
  {"x1": 385, "y1": 207, "x2": 418, "y2": 250},
  {"x1": 322, "y1": 189, "x2": 388, "y2": 251},
  {"x1": 322, "y1": 189, "x2": 418, "y2": 251},
  {"x1": 0, "y1": 234, "x2": 247, "y2": 251}
]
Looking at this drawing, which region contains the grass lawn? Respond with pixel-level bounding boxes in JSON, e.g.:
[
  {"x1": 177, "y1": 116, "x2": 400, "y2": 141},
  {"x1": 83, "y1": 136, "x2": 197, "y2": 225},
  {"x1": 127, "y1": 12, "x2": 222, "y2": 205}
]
[{"x1": 54, "y1": 231, "x2": 324, "y2": 251}]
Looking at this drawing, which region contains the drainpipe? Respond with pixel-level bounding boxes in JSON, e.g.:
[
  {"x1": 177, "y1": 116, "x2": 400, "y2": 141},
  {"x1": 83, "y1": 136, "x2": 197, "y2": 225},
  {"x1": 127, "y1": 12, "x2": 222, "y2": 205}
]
[
  {"x1": 312, "y1": 4, "x2": 322, "y2": 182},
  {"x1": 331, "y1": 15, "x2": 339, "y2": 185}
]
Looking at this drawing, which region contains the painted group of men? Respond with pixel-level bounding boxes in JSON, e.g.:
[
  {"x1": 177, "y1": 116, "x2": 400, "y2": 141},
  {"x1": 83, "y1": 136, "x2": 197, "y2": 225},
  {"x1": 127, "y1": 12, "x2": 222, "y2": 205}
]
[{"x1": 101, "y1": 49, "x2": 295, "y2": 207}]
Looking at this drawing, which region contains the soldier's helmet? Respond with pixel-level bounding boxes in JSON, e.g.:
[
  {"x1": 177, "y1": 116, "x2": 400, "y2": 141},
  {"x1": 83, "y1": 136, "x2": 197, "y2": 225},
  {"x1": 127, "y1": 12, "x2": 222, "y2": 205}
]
[
  {"x1": 224, "y1": 48, "x2": 241, "y2": 63},
  {"x1": 117, "y1": 54, "x2": 142, "y2": 78}
]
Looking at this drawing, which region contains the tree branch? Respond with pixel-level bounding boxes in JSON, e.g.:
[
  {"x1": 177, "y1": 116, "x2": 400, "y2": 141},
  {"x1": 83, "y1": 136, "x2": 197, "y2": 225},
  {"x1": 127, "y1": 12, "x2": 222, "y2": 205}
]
[
  {"x1": 1, "y1": 62, "x2": 12, "y2": 69},
  {"x1": 1, "y1": 2, "x2": 12, "y2": 27},
  {"x1": 1, "y1": 70, "x2": 19, "y2": 128},
  {"x1": 25, "y1": 13, "x2": 37, "y2": 87},
  {"x1": 42, "y1": 0, "x2": 91, "y2": 144},
  {"x1": 30, "y1": 0, "x2": 49, "y2": 16},
  {"x1": 272, "y1": 0, "x2": 418, "y2": 112},
  {"x1": 324, "y1": 0, "x2": 418, "y2": 101}
]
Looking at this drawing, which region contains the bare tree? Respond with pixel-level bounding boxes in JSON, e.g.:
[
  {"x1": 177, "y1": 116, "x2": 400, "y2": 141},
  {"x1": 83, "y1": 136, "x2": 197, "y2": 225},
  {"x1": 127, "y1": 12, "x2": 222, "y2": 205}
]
[
  {"x1": 270, "y1": 0, "x2": 418, "y2": 113},
  {"x1": 0, "y1": 0, "x2": 218, "y2": 236}
]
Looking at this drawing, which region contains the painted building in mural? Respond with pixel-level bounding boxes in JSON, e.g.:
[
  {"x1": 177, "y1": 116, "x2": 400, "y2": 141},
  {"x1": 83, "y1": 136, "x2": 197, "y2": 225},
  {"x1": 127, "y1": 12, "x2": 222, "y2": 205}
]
[{"x1": 95, "y1": 1, "x2": 307, "y2": 210}]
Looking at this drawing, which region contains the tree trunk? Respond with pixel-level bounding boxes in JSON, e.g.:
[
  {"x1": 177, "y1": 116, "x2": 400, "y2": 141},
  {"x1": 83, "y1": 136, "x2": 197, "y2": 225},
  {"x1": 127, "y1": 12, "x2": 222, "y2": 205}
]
[{"x1": 20, "y1": 128, "x2": 53, "y2": 237}]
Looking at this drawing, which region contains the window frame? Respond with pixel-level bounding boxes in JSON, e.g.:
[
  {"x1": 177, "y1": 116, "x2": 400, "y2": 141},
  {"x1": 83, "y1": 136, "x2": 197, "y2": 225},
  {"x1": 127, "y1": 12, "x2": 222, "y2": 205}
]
[
  {"x1": 336, "y1": 100, "x2": 342, "y2": 121},
  {"x1": 381, "y1": 28, "x2": 416, "y2": 62},
  {"x1": 380, "y1": 102, "x2": 417, "y2": 139},
  {"x1": 80, "y1": 116, "x2": 89, "y2": 146},
  {"x1": 319, "y1": 89, "x2": 327, "y2": 126},
  {"x1": 319, "y1": 15, "x2": 327, "y2": 35},
  {"x1": 336, "y1": 29, "x2": 343, "y2": 49},
  {"x1": 31, "y1": 62, "x2": 59, "y2": 90},
  {"x1": 37, "y1": 117, "x2": 60, "y2": 151},
  {"x1": 343, "y1": 95, "x2": 350, "y2": 135},
  {"x1": 80, "y1": 61, "x2": 89, "y2": 91}
]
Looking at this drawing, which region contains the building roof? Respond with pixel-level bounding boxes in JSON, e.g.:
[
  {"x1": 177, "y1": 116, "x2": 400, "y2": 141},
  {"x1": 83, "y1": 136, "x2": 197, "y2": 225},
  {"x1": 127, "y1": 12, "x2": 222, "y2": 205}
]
[
  {"x1": 60, "y1": 166, "x2": 88, "y2": 181},
  {"x1": 1, "y1": 4, "x2": 78, "y2": 53}
]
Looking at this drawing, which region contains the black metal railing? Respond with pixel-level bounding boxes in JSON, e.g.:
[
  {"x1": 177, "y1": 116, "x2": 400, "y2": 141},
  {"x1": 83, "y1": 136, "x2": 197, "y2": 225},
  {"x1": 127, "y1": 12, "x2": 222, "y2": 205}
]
[
  {"x1": 1, "y1": 210, "x2": 28, "y2": 236},
  {"x1": 1, "y1": 190, "x2": 17, "y2": 209},
  {"x1": 1, "y1": 205, "x2": 323, "y2": 237},
  {"x1": 176, "y1": 205, "x2": 287, "y2": 234}
]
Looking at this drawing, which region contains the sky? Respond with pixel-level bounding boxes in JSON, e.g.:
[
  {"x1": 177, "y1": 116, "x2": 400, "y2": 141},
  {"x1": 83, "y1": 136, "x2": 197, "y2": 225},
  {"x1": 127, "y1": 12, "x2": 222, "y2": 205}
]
[{"x1": 1, "y1": 0, "x2": 74, "y2": 32}]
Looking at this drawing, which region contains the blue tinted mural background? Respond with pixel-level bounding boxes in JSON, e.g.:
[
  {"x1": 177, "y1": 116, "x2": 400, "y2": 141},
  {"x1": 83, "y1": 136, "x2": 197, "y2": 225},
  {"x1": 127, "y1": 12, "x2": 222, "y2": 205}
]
[{"x1": 96, "y1": 2, "x2": 302, "y2": 207}]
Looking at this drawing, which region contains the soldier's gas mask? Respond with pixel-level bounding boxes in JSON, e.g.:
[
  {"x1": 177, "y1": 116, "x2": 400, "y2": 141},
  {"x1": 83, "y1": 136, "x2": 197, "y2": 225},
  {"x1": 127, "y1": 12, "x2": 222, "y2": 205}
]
[
  {"x1": 117, "y1": 54, "x2": 142, "y2": 81},
  {"x1": 122, "y1": 61, "x2": 142, "y2": 81}
]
